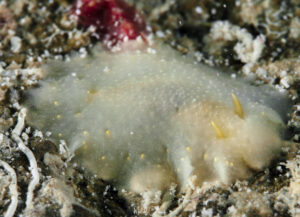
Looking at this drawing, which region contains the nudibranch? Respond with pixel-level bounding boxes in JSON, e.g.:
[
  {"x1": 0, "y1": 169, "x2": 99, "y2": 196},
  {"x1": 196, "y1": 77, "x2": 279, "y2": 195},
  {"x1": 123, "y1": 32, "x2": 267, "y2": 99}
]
[{"x1": 24, "y1": 0, "x2": 288, "y2": 193}]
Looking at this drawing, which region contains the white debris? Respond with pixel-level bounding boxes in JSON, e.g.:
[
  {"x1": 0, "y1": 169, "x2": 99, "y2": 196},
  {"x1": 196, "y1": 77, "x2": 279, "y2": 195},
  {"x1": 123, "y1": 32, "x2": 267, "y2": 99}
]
[
  {"x1": 201, "y1": 208, "x2": 213, "y2": 217},
  {"x1": 11, "y1": 108, "x2": 39, "y2": 214},
  {"x1": 141, "y1": 190, "x2": 162, "y2": 212},
  {"x1": 0, "y1": 160, "x2": 18, "y2": 217},
  {"x1": 286, "y1": 157, "x2": 300, "y2": 216},
  {"x1": 33, "y1": 130, "x2": 43, "y2": 138},
  {"x1": 195, "y1": 6, "x2": 203, "y2": 14},
  {"x1": 256, "y1": 67, "x2": 267, "y2": 79},
  {"x1": 19, "y1": 68, "x2": 44, "y2": 86},
  {"x1": 38, "y1": 178, "x2": 74, "y2": 217},
  {"x1": 207, "y1": 21, "x2": 265, "y2": 63},
  {"x1": 10, "y1": 36, "x2": 22, "y2": 53},
  {"x1": 194, "y1": 51, "x2": 204, "y2": 62},
  {"x1": 79, "y1": 47, "x2": 87, "y2": 58},
  {"x1": 59, "y1": 140, "x2": 73, "y2": 161},
  {"x1": 153, "y1": 184, "x2": 192, "y2": 217},
  {"x1": 289, "y1": 17, "x2": 300, "y2": 39},
  {"x1": 280, "y1": 77, "x2": 291, "y2": 89},
  {"x1": 148, "y1": 0, "x2": 176, "y2": 21},
  {"x1": 156, "y1": 31, "x2": 166, "y2": 38}
]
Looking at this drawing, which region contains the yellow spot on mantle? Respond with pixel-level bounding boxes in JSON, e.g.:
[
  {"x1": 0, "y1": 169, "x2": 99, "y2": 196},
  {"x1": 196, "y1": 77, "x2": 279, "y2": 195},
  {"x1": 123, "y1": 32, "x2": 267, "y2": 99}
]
[
  {"x1": 58, "y1": 133, "x2": 62, "y2": 138},
  {"x1": 54, "y1": 101, "x2": 59, "y2": 106},
  {"x1": 56, "y1": 114, "x2": 61, "y2": 119},
  {"x1": 126, "y1": 156, "x2": 131, "y2": 161},
  {"x1": 83, "y1": 131, "x2": 88, "y2": 136},
  {"x1": 180, "y1": 157, "x2": 185, "y2": 161},
  {"x1": 186, "y1": 146, "x2": 191, "y2": 152},
  {"x1": 105, "y1": 129, "x2": 111, "y2": 137},
  {"x1": 76, "y1": 112, "x2": 81, "y2": 117},
  {"x1": 140, "y1": 153, "x2": 145, "y2": 159},
  {"x1": 203, "y1": 153, "x2": 208, "y2": 160},
  {"x1": 101, "y1": 156, "x2": 106, "y2": 160}
]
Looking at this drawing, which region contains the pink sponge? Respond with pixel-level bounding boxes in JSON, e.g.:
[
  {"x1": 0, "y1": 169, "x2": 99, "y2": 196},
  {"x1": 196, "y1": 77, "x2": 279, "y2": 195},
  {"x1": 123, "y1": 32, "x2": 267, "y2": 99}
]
[{"x1": 72, "y1": 0, "x2": 148, "y2": 47}]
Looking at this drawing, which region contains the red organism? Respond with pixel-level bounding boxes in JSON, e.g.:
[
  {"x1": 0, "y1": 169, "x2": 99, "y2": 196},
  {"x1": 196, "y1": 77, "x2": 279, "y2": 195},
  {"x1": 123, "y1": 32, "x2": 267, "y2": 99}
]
[{"x1": 72, "y1": 0, "x2": 148, "y2": 47}]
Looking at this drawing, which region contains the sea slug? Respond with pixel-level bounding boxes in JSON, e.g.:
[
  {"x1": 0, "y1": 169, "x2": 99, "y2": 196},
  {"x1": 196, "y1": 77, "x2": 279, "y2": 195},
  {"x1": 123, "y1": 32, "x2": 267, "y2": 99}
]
[{"x1": 24, "y1": 39, "x2": 287, "y2": 193}]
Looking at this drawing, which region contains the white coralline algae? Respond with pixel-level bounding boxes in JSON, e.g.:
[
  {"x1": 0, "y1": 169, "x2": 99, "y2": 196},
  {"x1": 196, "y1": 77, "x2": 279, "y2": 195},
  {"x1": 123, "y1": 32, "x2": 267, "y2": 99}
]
[{"x1": 25, "y1": 41, "x2": 287, "y2": 193}]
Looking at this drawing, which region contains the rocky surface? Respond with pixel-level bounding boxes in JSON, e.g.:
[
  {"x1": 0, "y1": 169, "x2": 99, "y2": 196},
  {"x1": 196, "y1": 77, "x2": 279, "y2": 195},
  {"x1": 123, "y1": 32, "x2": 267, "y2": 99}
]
[{"x1": 0, "y1": 0, "x2": 299, "y2": 216}]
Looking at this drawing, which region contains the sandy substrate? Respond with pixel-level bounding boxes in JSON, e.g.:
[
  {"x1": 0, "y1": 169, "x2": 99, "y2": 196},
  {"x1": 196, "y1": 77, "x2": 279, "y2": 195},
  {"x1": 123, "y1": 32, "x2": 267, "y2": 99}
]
[{"x1": 0, "y1": 0, "x2": 299, "y2": 216}]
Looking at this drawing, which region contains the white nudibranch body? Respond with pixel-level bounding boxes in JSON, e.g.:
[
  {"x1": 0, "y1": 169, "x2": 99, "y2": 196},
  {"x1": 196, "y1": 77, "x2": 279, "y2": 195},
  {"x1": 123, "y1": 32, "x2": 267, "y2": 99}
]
[{"x1": 25, "y1": 41, "x2": 287, "y2": 193}]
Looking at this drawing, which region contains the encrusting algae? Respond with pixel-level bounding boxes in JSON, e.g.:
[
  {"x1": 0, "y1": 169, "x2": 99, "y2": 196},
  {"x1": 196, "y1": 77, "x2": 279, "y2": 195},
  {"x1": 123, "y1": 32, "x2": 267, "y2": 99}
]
[{"x1": 24, "y1": 39, "x2": 288, "y2": 193}]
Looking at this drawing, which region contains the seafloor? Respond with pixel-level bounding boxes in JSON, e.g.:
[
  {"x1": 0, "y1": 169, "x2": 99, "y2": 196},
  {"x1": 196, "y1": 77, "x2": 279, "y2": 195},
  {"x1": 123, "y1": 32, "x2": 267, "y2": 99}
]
[{"x1": 0, "y1": 0, "x2": 299, "y2": 216}]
